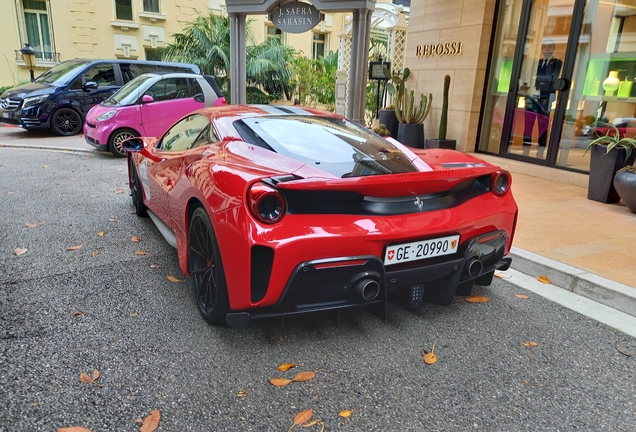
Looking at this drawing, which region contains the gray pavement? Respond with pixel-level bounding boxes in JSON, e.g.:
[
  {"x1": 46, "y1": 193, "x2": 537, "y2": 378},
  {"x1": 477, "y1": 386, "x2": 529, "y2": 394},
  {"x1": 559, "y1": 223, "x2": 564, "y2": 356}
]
[{"x1": 1, "y1": 142, "x2": 636, "y2": 430}]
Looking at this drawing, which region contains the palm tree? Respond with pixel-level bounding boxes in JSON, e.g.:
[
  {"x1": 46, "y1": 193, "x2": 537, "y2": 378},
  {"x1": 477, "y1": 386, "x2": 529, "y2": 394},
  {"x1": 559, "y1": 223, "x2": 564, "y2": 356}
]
[{"x1": 163, "y1": 10, "x2": 296, "y2": 101}]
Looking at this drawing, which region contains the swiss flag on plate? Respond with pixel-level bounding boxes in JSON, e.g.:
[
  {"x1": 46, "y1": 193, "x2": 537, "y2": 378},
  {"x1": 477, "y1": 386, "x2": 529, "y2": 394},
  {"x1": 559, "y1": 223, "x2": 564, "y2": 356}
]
[{"x1": 387, "y1": 250, "x2": 395, "y2": 260}]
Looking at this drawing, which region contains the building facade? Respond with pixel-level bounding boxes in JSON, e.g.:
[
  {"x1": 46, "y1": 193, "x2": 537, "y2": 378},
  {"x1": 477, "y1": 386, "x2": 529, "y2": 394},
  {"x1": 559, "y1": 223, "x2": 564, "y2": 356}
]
[
  {"x1": 407, "y1": 0, "x2": 636, "y2": 174},
  {"x1": 0, "y1": 0, "x2": 345, "y2": 88}
]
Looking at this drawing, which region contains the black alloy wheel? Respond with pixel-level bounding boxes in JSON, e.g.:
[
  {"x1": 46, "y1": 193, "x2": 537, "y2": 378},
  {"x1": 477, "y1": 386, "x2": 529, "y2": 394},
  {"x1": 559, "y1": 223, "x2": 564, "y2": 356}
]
[
  {"x1": 129, "y1": 157, "x2": 148, "y2": 218},
  {"x1": 188, "y1": 207, "x2": 230, "y2": 325},
  {"x1": 51, "y1": 108, "x2": 82, "y2": 136},
  {"x1": 108, "y1": 128, "x2": 138, "y2": 158}
]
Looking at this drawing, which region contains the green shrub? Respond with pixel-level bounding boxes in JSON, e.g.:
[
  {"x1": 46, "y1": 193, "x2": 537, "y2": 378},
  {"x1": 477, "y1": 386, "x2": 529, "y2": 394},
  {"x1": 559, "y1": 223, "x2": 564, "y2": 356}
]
[
  {"x1": 246, "y1": 87, "x2": 279, "y2": 105},
  {"x1": 0, "y1": 85, "x2": 14, "y2": 95}
]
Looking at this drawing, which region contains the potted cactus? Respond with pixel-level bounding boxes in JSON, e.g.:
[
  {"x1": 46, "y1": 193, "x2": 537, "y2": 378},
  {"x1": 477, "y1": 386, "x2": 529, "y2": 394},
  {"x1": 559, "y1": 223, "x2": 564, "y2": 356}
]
[
  {"x1": 394, "y1": 81, "x2": 432, "y2": 149},
  {"x1": 379, "y1": 67, "x2": 410, "y2": 140},
  {"x1": 426, "y1": 75, "x2": 457, "y2": 150}
]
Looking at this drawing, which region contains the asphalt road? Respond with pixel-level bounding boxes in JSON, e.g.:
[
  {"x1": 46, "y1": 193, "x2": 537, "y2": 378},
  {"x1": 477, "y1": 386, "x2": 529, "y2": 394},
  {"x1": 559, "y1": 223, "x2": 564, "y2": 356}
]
[{"x1": 1, "y1": 146, "x2": 636, "y2": 431}]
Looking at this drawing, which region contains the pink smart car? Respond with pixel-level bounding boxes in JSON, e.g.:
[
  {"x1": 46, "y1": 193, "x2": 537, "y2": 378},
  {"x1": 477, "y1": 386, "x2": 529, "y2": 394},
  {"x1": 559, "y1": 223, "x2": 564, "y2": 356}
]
[{"x1": 84, "y1": 72, "x2": 225, "y2": 157}]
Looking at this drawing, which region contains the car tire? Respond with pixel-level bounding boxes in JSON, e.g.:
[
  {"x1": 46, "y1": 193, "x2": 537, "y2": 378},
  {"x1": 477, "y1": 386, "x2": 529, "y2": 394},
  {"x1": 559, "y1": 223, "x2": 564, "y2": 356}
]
[
  {"x1": 51, "y1": 107, "x2": 82, "y2": 136},
  {"x1": 129, "y1": 156, "x2": 148, "y2": 218},
  {"x1": 188, "y1": 206, "x2": 230, "y2": 325},
  {"x1": 108, "y1": 128, "x2": 138, "y2": 158}
]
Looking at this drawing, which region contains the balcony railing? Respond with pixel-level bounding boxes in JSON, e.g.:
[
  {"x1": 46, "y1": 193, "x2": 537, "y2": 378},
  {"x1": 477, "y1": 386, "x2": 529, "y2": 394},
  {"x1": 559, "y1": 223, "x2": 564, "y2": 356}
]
[{"x1": 14, "y1": 50, "x2": 61, "y2": 63}]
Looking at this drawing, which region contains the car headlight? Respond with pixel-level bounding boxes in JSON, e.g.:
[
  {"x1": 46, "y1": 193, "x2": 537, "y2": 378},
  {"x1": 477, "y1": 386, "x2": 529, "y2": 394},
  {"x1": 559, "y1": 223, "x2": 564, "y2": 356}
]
[
  {"x1": 22, "y1": 95, "x2": 48, "y2": 109},
  {"x1": 97, "y1": 110, "x2": 117, "y2": 121}
]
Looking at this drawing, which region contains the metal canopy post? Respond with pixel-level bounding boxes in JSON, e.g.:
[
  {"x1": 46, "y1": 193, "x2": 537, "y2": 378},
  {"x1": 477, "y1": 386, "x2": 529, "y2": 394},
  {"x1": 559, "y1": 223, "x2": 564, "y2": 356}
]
[{"x1": 226, "y1": 0, "x2": 376, "y2": 120}]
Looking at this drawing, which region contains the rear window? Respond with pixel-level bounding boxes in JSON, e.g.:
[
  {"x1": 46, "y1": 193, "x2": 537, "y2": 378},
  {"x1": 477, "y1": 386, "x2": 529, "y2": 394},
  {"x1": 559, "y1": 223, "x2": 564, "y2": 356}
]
[{"x1": 235, "y1": 116, "x2": 418, "y2": 178}]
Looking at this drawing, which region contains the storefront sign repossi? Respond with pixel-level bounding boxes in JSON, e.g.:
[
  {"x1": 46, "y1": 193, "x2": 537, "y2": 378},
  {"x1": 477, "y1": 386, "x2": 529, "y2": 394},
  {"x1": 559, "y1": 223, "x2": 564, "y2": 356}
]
[
  {"x1": 269, "y1": 1, "x2": 322, "y2": 34},
  {"x1": 416, "y1": 42, "x2": 464, "y2": 57}
]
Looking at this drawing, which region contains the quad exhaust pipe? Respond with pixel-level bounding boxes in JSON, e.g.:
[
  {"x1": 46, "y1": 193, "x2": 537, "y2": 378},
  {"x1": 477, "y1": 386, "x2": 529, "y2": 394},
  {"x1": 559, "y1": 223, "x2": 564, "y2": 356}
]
[
  {"x1": 465, "y1": 258, "x2": 483, "y2": 278},
  {"x1": 352, "y1": 278, "x2": 380, "y2": 301}
]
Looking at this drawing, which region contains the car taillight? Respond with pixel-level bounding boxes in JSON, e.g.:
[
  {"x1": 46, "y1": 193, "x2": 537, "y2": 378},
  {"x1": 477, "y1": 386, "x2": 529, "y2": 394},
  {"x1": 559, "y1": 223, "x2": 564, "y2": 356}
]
[
  {"x1": 490, "y1": 170, "x2": 511, "y2": 196},
  {"x1": 248, "y1": 182, "x2": 286, "y2": 224}
]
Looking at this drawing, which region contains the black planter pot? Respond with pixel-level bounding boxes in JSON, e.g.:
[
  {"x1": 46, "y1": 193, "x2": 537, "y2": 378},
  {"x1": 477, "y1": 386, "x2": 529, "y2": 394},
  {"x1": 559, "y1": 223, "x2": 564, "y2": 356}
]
[
  {"x1": 588, "y1": 145, "x2": 636, "y2": 203},
  {"x1": 613, "y1": 169, "x2": 636, "y2": 213},
  {"x1": 397, "y1": 123, "x2": 424, "y2": 149},
  {"x1": 425, "y1": 139, "x2": 457, "y2": 150},
  {"x1": 378, "y1": 109, "x2": 399, "y2": 139}
]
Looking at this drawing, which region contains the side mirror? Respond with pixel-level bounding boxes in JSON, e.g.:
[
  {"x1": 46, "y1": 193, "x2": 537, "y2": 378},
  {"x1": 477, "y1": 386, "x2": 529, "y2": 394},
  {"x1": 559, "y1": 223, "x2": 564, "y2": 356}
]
[
  {"x1": 193, "y1": 93, "x2": 204, "y2": 103},
  {"x1": 142, "y1": 94, "x2": 154, "y2": 104},
  {"x1": 83, "y1": 81, "x2": 98, "y2": 91},
  {"x1": 123, "y1": 138, "x2": 143, "y2": 152}
]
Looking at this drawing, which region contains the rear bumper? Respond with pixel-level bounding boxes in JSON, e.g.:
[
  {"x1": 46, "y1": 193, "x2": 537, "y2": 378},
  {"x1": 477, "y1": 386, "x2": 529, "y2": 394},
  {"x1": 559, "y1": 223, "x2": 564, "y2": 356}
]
[{"x1": 225, "y1": 230, "x2": 511, "y2": 328}]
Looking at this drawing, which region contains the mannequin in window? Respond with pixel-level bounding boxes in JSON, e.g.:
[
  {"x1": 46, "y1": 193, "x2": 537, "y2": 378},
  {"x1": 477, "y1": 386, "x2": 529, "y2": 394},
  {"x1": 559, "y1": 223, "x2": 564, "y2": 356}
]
[{"x1": 523, "y1": 41, "x2": 562, "y2": 158}]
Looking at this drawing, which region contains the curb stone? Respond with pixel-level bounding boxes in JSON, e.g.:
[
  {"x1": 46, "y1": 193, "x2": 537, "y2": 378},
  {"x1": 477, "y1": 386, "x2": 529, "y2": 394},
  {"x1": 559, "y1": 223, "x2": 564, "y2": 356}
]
[{"x1": 510, "y1": 247, "x2": 636, "y2": 318}]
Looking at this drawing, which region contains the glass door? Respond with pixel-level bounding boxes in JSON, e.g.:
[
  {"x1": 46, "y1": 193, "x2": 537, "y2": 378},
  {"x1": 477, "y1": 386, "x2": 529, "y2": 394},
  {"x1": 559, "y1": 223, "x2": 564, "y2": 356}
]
[{"x1": 479, "y1": 0, "x2": 587, "y2": 167}]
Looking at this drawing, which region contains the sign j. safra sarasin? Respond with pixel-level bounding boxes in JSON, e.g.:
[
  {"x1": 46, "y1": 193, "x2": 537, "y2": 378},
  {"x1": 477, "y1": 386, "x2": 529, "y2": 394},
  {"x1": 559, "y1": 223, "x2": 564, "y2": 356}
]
[{"x1": 270, "y1": 1, "x2": 322, "y2": 34}]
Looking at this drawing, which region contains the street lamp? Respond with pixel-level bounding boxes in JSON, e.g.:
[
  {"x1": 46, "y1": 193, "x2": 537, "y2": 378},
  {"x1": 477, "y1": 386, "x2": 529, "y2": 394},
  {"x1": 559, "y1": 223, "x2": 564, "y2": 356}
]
[{"x1": 20, "y1": 43, "x2": 36, "y2": 82}]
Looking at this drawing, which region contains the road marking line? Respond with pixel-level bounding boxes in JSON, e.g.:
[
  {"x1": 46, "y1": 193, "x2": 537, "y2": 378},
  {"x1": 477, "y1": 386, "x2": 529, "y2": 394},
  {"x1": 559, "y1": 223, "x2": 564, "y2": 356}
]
[{"x1": 500, "y1": 269, "x2": 636, "y2": 338}]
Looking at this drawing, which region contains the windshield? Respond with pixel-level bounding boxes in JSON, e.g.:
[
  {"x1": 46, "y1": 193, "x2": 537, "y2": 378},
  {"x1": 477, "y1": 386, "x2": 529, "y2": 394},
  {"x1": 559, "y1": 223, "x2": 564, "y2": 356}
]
[
  {"x1": 102, "y1": 75, "x2": 155, "y2": 106},
  {"x1": 236, "y1": 116, "x2": 418, "y2": 178},
  {"x1": 34, "y1": 60, "x2": 91, "y2": 85}
]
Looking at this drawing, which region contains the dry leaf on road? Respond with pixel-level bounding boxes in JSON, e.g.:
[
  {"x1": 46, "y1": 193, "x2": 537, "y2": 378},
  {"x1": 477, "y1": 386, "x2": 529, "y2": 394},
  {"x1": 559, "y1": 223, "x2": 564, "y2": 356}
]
[
  {"x1": 522, "y1": 341, "x2": 538, "y2": 347},
  {"x1": 79, "y1": 373, "x2": 93, "y2": 384},
  {"x1": 91, "y1": 251, "x2": 100, "y2": 257},
  {"x1": 423, "y1": 342, "x2": 438, "y2": 365},
  {"x1": 113, "y1": 189, "x2": 124, "y2": 194},
  {"x1": 293, "y1": 371, "x2": 316, "y2": 382},
  {"x1": 167, "y1": 276, "x2": 184, "y2": 283},
  {"x1": 289, "y1": 409, "x2": 313, "y2": 431},
  {"x1": 536, "y1": 275, "x2": 551, "y2": 284},
  {"x1": 140, "y1": 410, "x2": 161, "y2": 432},
  {"x1": 277, "y1": 363, "x2": 298, "y2": 372},
  {"x1": 67, "y1": 245, "x2": 83, "y2": 251},
  {"x1": 57, "y1": 427, "x2": 92, "y2": 432},
  {"x1": 131, "y1": 236, "x2": 142, "y2": 243},
  {"x1": 14, "y1": 248, "x2": 28, "y2": 256},
  {"x1": 72, "y1": 310, "x2": 88, "y2": 317},
  {"x1": 514, "y1": 294, "x2": 530, "y2": 299},
  {"x1": 339, "y1": 409, "x2": 354, "y2": 418},
  {"x1": 25, "y1": 222, "x2": 38, "y2": 228},
  {"x1": 134, "y1": 251, "x2": 148, "y2": 255},
  {"x1": 149, "y1": 264, "x2": 160, "y2": 269},
  {"x1": 97, "y1": 231, "x2": 104, "y2": 237},
  {"x1": 269, "y1": 378, "x2": 292, "y2": 387},
  {"x1": 465, "y1": 296, "x2": 490, "y2": 303},
  {"x1": 237, "y1": 390, "x2": 247, "y2": 397}
]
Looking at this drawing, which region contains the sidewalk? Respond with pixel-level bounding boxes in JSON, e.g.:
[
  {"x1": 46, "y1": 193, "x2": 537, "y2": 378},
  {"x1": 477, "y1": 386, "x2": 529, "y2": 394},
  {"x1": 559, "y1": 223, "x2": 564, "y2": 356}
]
[{"x1": 2, "y1": 124, "x2": 635, "y2": 316}]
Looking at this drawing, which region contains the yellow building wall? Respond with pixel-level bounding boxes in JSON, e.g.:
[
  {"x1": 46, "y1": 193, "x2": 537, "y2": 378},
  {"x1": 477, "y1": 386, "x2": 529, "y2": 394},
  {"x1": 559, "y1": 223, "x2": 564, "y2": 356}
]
[
  {"x1": 1, "y1": 0, "x2": 345, "y2": 88},
  {"x1": 404, "y1": 0, "x2": 496, "y2": 152}
]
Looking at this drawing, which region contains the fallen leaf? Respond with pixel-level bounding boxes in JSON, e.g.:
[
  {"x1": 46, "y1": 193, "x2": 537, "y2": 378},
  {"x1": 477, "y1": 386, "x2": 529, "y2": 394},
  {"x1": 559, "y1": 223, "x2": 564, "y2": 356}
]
[
  {"x1": 131, "y1": 313, "x2": 138, "y2": 317},
  {"x1": 72, "y1": 178, "x2": 77, "y2": 181},
  {"x1": 465, "y1": 296, "x2": 490, "y2": 303},
  {"x1": 134, "y1": 251, "x2": 148, "y2": 255},
  {"x1": 293, "y1": 409, "x2": 313, "y2": 426},
  {"x1": 615, "y1": 342, "x2": 632, "y2": 357},
  {"x1": 149, "y1": 264, "x2": 160, "y2": 269},
  {"x1": 91, "y1": 251, "x2": 100, "y2": 257},
  {"x1": 72, "y1": 310, "x2": 88, "y2": 317},
  {"x1": 522, "y1": 341, "x2": 538, "y2": 347},
  {"x1": 277, "y1": 363, "x2": 297, "y2": 372},
  {"x1": 114, "y1": 189, "x2": 124, "y2": 194},
  {"x1": 423, "y1": 342, "x2": 438, "y2": 365},
  {"x1": 301, "y1": 419, "x2": 322, "y2": 427},
  {"x1": 537, "y1": 275, "x2": 551, "y2": 284},
  {"x1": 97, "y1": 231, "x2": 104, "y2": 237},
  {"x1": 38, "y1": 221, "x2": 45, "y2": 225},
  {"x1": 237, "y1": 390, "x2": 247, "y2": 397},
  {"x1": 7, "y1": 191, "x2": 14, "y2": 194},
  {"x1": 167, "y1": 276, "x2": 184, "y2": 283},
  {"x1": 293, "y1": 371, "x2": 315, "y2": 382},
  {"x1": 67, "y1": 245, "x2": 83, "y2": 251},
  {"x1": 514, "y1": 294, "x2": 530, "y2": 299},
  {"x1": 269, "y1": 378, "x2": 292, "y2": 387},
  {"x1": 79, "y1": 373, "x2": 93, "y2": 384},
  {"x1": 14, "y1": 248, "x2": 28, "y2": 256},
  {"x1": 42, "y1": 165, "x2": 49, "y2": 168},
  {"x1": 140, "y1": 410, "x2": 161, "y2": 432},
  {"x1": 92, "y1": 370, "x2": 100, "y2": 381},
  {"x1": 109, "y1": 217, "x2": 117, "y2": 221},
  {"x1": 339, "y1": 410, "x2": 354, "y2": 418},
  {"x1": 86, "y1": 156, "x2": 92, "y2": 160},
  {"x1": 131, "y1": 236, "x2": 142, "y2": 243},
  {"x1": 25, "y1": 223, "x2": 38, "y2": 228},
  {"x1": 57, "y1": 427, "x2": 92, "y2": 432}
]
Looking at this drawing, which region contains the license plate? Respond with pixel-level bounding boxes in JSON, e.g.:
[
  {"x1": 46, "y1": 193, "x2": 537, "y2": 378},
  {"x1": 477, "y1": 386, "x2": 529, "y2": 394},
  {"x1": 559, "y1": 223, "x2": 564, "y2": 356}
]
[
  {"x1": 1, "y1": 112, "x2": 10, "y2": 119},
  {"x1": 384, "y1": 235, "x2": 460, "y2": 265},
  {"x1": 88, "y1": 130, "x2": 92, "y2": 138}
]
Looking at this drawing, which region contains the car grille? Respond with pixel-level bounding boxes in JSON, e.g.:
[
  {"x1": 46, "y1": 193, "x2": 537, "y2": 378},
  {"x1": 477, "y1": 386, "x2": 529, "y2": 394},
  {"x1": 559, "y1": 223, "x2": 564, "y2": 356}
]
[
  {"x1": 0, "y1": 97, "x2": 22, "y2": 111},
  {"x1": 86, "y1": 122, "x2": 96, "y2": 129}
]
